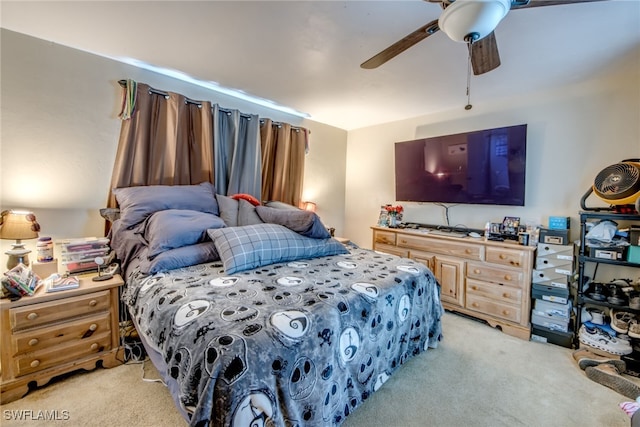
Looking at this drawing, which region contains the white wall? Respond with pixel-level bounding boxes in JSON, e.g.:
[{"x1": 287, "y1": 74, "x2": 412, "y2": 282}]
[
  {"x1": 0, "y1": 29, "x2": 347, "y2": 263},
  {"x1": 345, "y1": 54, "x2": 640, "y2": 249}
]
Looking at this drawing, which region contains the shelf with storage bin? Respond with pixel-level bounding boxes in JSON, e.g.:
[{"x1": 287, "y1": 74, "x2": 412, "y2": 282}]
[
  {"x1": 371, "y1": 226, "x2": 535, "y2": 340},
  {"x1": 575, "y1": 211, "x2": 640, "y2": 349},
  {"x1": 0, "y1": 274, "x2": 124, "y2": 404}
]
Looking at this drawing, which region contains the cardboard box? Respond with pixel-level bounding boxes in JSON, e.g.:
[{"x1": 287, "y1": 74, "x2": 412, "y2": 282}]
[
  {"x1": 531, "y1": 324, "x2": 573, "y2": 348},
  {"x1": 628, "y1": 245, "x2": 640, "y2": 264},
  {"x1": 532, "y1": 268, "x2": 570, "y2": 284},
  {"x1": 535, "y1": 257, "x2": 574, "y2": 275},
  {"x1": 588, "y1": 246, "x2": 626, "y2": 261},
  {"x1": 539, "y1": 228, "x2": 569, "y2": 245},
  {"x1": 536, "y1": 243, "x2": 574, "y2": 260},
  {"x1": 548, "y1": 216, "x2": 570, "y2": 230},
  {"x1": 534, "y1": 299, "x2": 572, "y2": 319},
  {"x1": 532, "y1": 283, "x2": 570, "y2": 304},
  {"x1": 531, "y1": 312, "x2": 570, "y2": 333}
]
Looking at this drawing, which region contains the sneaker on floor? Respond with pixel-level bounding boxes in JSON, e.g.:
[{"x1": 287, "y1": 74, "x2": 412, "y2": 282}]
[
  {"x1": 585, "y1": 364, "x2": 640, "y2": 400},
  {"x1": 579, "y1": 324, "x2": 633, "y2": 356},
  {"x1": 629, "y1": 319, "x2": 640, "y2": 339},
  {"x1": 572, "y1": 348, "x2": 626, "y2": 373},
  {"x1": 612, "y1": 310, "x2": 635, "y2": 334}
]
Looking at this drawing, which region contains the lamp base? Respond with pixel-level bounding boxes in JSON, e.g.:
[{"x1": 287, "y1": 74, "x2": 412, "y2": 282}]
[{"x1": 6, "y1": 247, "x2": 31, "y2": 270}]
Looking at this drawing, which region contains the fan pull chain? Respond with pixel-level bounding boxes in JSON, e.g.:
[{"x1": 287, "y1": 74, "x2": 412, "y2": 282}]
[{"x1": 465, "y1": 41, "x2": 473, "y2": 110}]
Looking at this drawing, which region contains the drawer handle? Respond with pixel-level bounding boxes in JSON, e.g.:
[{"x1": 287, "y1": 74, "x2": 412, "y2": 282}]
[
  {"x1": 27, "y1": 312, "x2": 38, "y2": 321},
  {"x1": 473, "y1": 269, "x2": 481, "y2": 274},
  {"x1": 28, "y1": 338, "x2": 39, "y2": 346},
  {"x1": 510, "y1": 261, "x2": 519, "y2": 266},
  {"x1": 472, "y1": 302, "x2": 479, "y2": 308},
  {"x1": 30, "y1": 359, "x2": 40, "y2": 368},
  {"x1": 90, "y1": 343, "x2": 99, "y2": 351},
  {"x1": 89, "y1": 300, "x2": 98, "y2": 307},
  {"x1": 471, "y1": 285, "x2": 478, "y2": 291},
  {"x1": 400, "y1": 240, "x2": 407, "y2": 244},
  {"x1": 499, "y1": 254, "x2": 507, "y2": 259},
  {"x1": 502, "y1": 292, "x2": 511, "y2": 298},
  {"x1": 89, "y1": 323, "x2": 98, "y2": 331},
  {"x1": 502, "y1": 310, "x2": 510, "y2": 315},
  {"x1": 465, "y1": 249, "x2": 472, "y2": 254},
  {"x1": 504, "y1": 275, "x2": 512, "y2": 281}
]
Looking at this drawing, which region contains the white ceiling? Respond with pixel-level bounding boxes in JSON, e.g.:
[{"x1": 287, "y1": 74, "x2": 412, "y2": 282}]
[{"x1": 2, "y1": 0, "x2": 639, "y2": 130}]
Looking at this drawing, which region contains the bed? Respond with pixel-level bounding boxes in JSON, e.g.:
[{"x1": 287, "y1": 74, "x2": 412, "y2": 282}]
[{"x1": 107, "y1": 182, "x2": 443, "y2": 427}]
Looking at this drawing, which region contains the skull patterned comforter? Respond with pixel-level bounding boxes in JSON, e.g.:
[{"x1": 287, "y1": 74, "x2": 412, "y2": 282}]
[{"x1": 122, "y1": 245, "x2": 443, "y2": 426}]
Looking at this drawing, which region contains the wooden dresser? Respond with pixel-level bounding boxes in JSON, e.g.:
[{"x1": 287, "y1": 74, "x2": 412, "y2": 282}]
[
  {"x1": 372, "y1": 227, "x2": 535, "y2": 340},
  {"x1": 1, "y1": 274, "x2": 124, "y2": 403}
]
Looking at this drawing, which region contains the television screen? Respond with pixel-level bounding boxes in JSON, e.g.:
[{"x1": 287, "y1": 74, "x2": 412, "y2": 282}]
[{"x1": 395, "y1": 124, "x2": 527, "y2": 206}]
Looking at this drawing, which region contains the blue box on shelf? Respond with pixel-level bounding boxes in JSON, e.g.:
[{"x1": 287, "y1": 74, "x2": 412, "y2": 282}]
[
  {"x1": 628, "y1": 246, "x2": 640, "y2": 264},
  {"x1": 548, "y1": 216, "x2": 570, "y2": 230}
]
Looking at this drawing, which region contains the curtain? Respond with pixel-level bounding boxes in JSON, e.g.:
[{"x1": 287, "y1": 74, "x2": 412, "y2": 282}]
[
  {"x1": 213, "y1": 106, "x2": 262, "y2": 199},
  {"x1": 260, "y1": 119, "x2": 308, "y2": 207},
  {"x1": 107, "y1": 82, "x2": 214, "y2": 208},
  {"x1": 108, "y1": 80, "x2": 308, "y2": 212}
]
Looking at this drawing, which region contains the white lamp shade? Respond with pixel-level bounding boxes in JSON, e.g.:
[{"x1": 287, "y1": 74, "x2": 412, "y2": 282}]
[{"x1": 439, "y1": 0, "x2": 511, "y2": 42}]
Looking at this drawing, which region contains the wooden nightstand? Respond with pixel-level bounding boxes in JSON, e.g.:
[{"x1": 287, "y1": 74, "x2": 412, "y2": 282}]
[{"x1": 0, "y1": 274, "x2": 124, "y2": 404}]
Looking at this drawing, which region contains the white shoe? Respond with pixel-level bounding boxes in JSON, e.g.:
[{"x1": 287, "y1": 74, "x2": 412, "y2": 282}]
[{"x1": 579, "y1": 324, "x2": 632, "y2": 356}]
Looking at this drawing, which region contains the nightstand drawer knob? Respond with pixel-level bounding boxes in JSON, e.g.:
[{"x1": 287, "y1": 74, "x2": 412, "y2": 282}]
[
  {"x1": 27, "y1": 312, "x2": 38, "y2": 321},
  {"x1": 28, "y1": 338, "x2": 39, "y2": 346},
  {"x1": 90, "y1": 343, "x2": 99, "y2": 351},
  {"x1": 30, "y1": 360, "x2": 40, "y2": 368},
  {"x1": 89, "y1": 323, "x2": 97, "y2": 331},
  {"x1": 89, "y1": 300, "x2": 97, "y2": 307}
]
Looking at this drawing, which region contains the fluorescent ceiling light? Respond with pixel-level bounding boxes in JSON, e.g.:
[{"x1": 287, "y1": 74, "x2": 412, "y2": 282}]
[{"x1": 111, "y1": 56, "x2": 311, "y2": 118}]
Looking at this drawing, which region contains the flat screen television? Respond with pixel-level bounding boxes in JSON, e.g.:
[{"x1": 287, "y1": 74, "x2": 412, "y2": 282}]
[{"x1": 395, "y1": 124, "x2": 527, "y2": 206}]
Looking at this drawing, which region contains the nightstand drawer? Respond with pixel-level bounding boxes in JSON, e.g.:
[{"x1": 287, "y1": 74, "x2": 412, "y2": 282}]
[
  {"x1": 10, "y1": 290, "x2": 110, "y2": 331},
  {"x1": 11, "y1": 312, "x2": 111, "y2": 355},
  {"x1": 14, "y1": 330, "x2": 112, "y2": 377}
]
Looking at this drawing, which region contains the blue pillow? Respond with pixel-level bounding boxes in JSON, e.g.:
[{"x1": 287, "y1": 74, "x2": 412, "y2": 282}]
[
  {"x1": 114, "y1": 182, "x2": 219, "y2": 228},
  {"x1": 255, "y1": 205, "x2": 330, "y2": 239},
  {"x1": 140, "y1": 209, "x2": 226, "y2": 259},
  {"x1": 138, "y1": 242, "x2": 220, "y2": 274},
  {"x1": 207, "y1": 223, "x2": 348, "y2": 274}
]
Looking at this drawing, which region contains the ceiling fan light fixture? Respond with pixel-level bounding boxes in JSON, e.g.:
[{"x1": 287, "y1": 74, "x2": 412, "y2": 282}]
[{"x1": 438, "y1": 0, "x2": 511, "y2": 43}]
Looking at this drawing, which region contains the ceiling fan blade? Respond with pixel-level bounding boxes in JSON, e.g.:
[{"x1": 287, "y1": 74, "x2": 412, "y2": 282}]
[
  {"x1": 511, "y1": 0, "x2": 608, "y2": 9},
  {"x1": 361, "y1": 19, "x2": 440, "y2": 69},
  {"x1": 470, "y1": 31, "x2": 500, "y2": 75}
]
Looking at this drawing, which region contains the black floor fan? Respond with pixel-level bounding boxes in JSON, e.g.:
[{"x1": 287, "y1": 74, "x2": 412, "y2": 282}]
[{"x1": 580, "y1": 159, "x2": 640, "y2": 214}]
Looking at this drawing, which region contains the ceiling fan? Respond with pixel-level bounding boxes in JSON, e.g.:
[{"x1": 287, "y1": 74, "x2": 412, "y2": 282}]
[{"x1": 361, "y1": 0, "x2": 606, "y2": 76}]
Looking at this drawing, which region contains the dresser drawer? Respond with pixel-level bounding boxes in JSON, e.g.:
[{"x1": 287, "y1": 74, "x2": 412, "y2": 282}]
[
  {"x1": 373, "y1": 230, "x2": 397, "y2": 246},
  {"x1": 466, "y1": 278, "x2": 522, "y2": 305},
  {"x1": 397, "y1": 235, "x2": 482, "y2": 261},
  {"x1": 14, "y1": 330, "x2": 112, "y2": 377},
  {"x1": 485, "y1": 246, "x2": 528, "y2": 268},
  {"x1": 10, "y1": 290, "x2": 110, "y2": 331},
  {"x1": 374, "y1": 243, "x2": 409, "y2": 258},
  {"x1": 466, "y1": 262, "x2": 525, "y2": 287},
  {"x1": 466, "y1": 293, "x2": 521, "y2": 323},
  {"x1": 11, "y1": 312, "x2": 111, "y2": 356}
]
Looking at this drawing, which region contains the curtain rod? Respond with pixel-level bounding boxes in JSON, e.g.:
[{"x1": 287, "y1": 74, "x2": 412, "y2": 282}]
[{"x1": 118, "y1": 79, "x2": 307, "y2": 132}]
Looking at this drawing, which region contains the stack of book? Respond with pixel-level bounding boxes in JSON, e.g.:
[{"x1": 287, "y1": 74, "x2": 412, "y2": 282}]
[{"x1": 58, "y1": 237, "x2": 110, "y2": 274}]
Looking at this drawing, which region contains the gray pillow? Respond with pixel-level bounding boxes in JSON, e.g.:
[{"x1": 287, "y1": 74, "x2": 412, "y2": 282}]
[
  {"x1": 216, "y1": 194, "x2": 239, "y2": 227},
  {"x1": 114, "y1": 182, "x2": 219, "y2": 229},
  {"x1": 207, "y1": 223, "x2": 349, "y2": 274},
  {"x1": 255, "y1": 205, "x2": 330, "y2": 239},
  {"x1": 139, "y1": 209, "x2": 226, "y2": 259},
  {"x1": 238, "y1": 199, "x2": 264, "y2": 226}
]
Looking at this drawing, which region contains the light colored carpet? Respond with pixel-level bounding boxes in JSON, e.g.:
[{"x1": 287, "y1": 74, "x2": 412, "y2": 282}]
[{"x1": 1, "y1": 312, "x2": 633, "y2": 426}]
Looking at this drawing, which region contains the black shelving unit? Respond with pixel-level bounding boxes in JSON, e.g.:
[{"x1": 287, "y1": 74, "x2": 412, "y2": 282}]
[{"x1": 574, "y1": 211, "x2": 640, "y2": 348}]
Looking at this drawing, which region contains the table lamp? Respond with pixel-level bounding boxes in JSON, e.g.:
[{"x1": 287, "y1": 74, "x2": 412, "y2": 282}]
[{"x1": 0, "y1": 210, "x2": 41, "y2": 269}]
